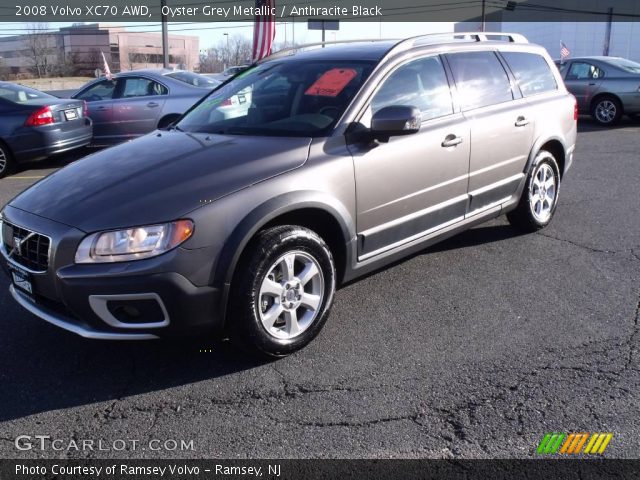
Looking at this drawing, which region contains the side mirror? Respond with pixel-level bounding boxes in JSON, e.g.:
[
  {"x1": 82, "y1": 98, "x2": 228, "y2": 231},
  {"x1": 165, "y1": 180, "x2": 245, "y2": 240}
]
[{"x1": 371, "y1": 105, "x2": 421, "y2": 141}]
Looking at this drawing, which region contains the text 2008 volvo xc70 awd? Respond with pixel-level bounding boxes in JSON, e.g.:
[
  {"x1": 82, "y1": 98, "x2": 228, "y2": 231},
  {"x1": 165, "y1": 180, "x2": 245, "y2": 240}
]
[{"x1": 1, "y1": 33, "x2": 577, "y2": 356}]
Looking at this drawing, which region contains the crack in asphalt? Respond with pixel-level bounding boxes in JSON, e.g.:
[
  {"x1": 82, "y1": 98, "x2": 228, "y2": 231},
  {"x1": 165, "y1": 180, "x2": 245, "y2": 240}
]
[
  {"x1": 624, "y1": 292, "x2": 640, "y2": 372},
  {"x1": 535, "y1": 231, "x2": 615, "y2": 254}
]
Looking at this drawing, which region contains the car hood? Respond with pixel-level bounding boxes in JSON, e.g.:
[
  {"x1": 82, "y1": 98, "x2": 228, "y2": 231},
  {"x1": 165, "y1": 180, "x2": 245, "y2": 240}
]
[{"x1": 10, "y1": 131, "x2": 311, "y2": 232}]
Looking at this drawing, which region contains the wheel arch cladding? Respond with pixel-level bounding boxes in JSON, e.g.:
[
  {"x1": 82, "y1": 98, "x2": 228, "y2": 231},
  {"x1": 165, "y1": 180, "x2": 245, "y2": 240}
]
[
  {"x1": 215, "y1": 193, "x2": 355, "y2": 324},
  {"x1": 528, "y1": 137, "x2": 566, "y2": 178}
]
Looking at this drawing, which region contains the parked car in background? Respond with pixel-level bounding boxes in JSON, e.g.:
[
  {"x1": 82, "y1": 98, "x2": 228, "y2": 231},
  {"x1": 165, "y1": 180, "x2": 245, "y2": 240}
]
[
  {"x1": 555, "y1": 56, "x2": 640, "y2": 125},
  {"x1": 71, "y1": 69, "x2": 215, "y2": 145},
  {"x1": 207, "y1": 65, "x2": 250, "y2": 82},
  {"x1": 0, "y1": 82, "x2": 92, "y2": 178}
]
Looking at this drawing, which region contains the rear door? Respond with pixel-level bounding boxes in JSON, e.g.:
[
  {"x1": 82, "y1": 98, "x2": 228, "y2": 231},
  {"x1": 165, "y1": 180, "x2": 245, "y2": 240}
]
[
  {"x1": 445, "y1": 50, "x2": 534, "y2": 214},
  {"x1": 111, "y1": 76, "x2": 168, "y2": 140},
  {"x1": 350, "y1": 55, "x2": 471, "y2": 259},
  {"x1": 563, "y1": 61, "x2": 605, "y2": 111}
]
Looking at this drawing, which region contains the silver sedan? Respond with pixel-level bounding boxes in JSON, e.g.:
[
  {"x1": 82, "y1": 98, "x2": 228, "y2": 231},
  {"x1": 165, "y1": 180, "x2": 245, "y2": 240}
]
[
  {"x1": 71, "y1": 69, "x2": 218, "y2": 145},
  {"x1": 556, "y1": 56, "x2": 640, "y2": 125}
]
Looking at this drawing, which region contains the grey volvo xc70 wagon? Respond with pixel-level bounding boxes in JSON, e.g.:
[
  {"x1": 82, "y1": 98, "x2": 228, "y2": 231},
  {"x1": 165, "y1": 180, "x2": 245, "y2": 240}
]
[{"x1": 1, "y1": 33, "x2": 577, "y2": 356}]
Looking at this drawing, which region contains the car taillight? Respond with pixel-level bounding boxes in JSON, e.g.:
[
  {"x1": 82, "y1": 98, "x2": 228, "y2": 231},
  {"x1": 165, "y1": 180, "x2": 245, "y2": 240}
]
[
  {"x1": 82, "y1": 100, "x2": 88, "y2": 117},
  {"x1": 573, "y1": 97, "x2": 578, "y2": 121},
  {"x1": 25, "y1": 106, "x2": 54, "y2": 127},
  {"x1": 220, "y1": 98, "x2": 233, "y2": 106}
]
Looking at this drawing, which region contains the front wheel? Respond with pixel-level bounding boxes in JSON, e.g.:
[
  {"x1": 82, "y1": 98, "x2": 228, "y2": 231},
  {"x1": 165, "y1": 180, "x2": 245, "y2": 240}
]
[
  {"x1": 507, "y1": 150, "x2": 561, "y2": 233},
  {"x1": 229, "y1": 225, "x2": 336, "y2": 357}
]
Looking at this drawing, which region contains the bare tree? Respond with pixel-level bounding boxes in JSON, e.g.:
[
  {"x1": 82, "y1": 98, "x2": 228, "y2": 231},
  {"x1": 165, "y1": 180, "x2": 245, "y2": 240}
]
[
  {"x1": 0, "y1": 57, "x2": 9, "y2": 80},
  {"x1": 24, "y1": 22, "x2": 56, "y2": 78}
]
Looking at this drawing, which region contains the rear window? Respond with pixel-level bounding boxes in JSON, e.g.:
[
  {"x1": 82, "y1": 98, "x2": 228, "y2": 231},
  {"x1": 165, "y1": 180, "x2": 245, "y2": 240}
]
[
  {"x1": 502, "y1": 52, "x2": 558, "y2": 97},
  {"x1": 446, "y1": 51, "x2": 514, "y2": 110},
  {"x1": 165, "y1": 71, "x2": 220, "y2": 88},
  {"x1": 0, "y1": 83, "x2": 53, "y2": 103}
]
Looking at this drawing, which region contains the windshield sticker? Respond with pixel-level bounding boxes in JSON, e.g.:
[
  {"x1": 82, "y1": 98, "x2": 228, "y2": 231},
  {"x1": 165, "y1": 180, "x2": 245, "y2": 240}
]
[{"x1": 305, "y1": 68, "x2": 357, "y2": 97}]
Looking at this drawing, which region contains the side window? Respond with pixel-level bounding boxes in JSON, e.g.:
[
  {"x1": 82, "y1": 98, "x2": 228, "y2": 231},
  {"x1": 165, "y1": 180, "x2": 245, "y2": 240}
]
[
  {"x1": 119, "y1": 77, "x2": 168, "y2": 98},
  {"x1": 566, "y1": 62, "x2": 605, "y2": 80},
  {"x1": 75, "y1": 80, "x2": 116, "y2": 102},
  {"x1": 371, "y1": 55, "x2": 453, "y2": 122},
  {"x1": 447, "y1": 51, "x2": 514, "y2": 111},
  {"x1": 502, "y1": 52, "x2": 558, "y2": 97}
]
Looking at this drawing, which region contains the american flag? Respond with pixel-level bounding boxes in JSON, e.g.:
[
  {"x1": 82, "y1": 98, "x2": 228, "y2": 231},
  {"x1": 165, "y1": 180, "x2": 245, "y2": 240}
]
[
  {"x1": 252, "y1": 0, "x2": 276, "y2": 61},
  {"x1": 101, "y1": 51, "x2": 113, "y2": 80},
  {"x1": 560, "y1": 41, "x2": 570, "y2": 61}
]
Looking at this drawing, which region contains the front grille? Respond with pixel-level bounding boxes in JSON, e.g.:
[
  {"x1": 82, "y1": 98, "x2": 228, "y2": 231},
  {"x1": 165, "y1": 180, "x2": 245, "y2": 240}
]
[{"x1": 2, "y1": 221, "x2": 51, "y2": 272}]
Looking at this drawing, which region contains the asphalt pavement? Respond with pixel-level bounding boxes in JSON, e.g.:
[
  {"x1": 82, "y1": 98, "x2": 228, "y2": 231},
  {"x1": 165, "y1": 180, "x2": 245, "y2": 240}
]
[{"x1": 0, "y1": 118, "x2": 639, "y2": 459}]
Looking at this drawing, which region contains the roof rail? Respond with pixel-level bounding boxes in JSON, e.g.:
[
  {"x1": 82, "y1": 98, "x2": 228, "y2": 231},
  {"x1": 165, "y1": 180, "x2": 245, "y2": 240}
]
[
  {"x1": 259, "y1": 32, "x2": 528, "y2": 64},
  {"x1": 387, "y1": 31, "x2": 528, "y2": 57}
]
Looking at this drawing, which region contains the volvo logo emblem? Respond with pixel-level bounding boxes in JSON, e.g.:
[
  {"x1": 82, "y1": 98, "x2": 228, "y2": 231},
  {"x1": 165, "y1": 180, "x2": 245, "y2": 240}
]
[{"x1": 9, "y1": 233, "x2": 34, "y2": 258}]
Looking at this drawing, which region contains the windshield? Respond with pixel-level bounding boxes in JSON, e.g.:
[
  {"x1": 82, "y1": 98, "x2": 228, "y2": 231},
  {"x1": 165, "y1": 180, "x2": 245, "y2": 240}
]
[
  {"x1": 607, "y1": 57, "x2": 640, "y2": 74},
  {"x1": 165, "y1": 71, "x2": 220, "y2": 88},
  {"x1": 0, "y1": 83, "x2": 53, "y2": 103},
  {"x1": 177, "y1": 60, "x2": 375, "y2": 137}
]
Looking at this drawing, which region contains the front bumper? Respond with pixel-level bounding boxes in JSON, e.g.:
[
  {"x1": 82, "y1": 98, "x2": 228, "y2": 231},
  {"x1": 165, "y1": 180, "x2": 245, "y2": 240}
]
[{"x1": 1, "y1": 206, "x2": 223, "y2": 339}]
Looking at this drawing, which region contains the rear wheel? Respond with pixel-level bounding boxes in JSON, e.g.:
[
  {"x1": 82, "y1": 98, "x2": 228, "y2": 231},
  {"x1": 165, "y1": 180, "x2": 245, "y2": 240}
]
[
  {"x1": 591, "y1": 95, "x2": 623, "y2": 126},
  {"x1": 507, "y1": 150, "x2": 561, "y2": 232},
  {"x1": 0, "y1": 141, "x2": 15, "y2": 179},
  {"x1": 229, "y1": 225, "x2": 336, "y2": 357}
]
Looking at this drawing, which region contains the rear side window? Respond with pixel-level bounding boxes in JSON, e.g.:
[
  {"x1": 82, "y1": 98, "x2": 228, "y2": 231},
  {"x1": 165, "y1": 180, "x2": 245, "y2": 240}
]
[
  {"x1": 566, "y1": 62, "x2": 605, "y2": 80},
  {"x1": 503, "y1": 52, "x2": 558, "y2": 97},
  {"x1": 446, "y1": 51, "x2": 513, "y2": 111},
  {"x1": 120, "y1": 77, "x2": 168, "y2": 98}
]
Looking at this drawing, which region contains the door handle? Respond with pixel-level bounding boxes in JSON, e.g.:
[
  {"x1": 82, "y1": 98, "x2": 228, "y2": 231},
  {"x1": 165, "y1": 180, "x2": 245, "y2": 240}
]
[
  {"x1": 441, "y1": 134, "x2": 463, "y2": 148},
  {"x1": 515, "y1": 116, "x2": 530, "y2": 127},
  {"x1": 96, "y1": 106, "x2": 108, "y2": 111},
  {"x1": 147, "y1": 102, "x2": 160, "y2": 108}
]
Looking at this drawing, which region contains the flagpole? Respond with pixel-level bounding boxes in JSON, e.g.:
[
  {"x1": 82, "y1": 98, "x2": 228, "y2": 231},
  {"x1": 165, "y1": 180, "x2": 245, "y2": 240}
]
[{"x1": 161, "y1": 0, "x2": 169, "y2": 68}]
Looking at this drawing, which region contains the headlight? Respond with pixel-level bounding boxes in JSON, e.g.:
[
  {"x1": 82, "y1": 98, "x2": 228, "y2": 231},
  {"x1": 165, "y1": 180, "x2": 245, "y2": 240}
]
[{"x1": 75, "y1": 220, "x2": 194, "y2": 264}]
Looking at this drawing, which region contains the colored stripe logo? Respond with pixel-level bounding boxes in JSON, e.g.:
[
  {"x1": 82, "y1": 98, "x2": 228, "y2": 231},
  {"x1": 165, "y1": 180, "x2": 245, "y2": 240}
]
[{"x1": 537, "y1": 433, "x2": 613, "y2": 455}]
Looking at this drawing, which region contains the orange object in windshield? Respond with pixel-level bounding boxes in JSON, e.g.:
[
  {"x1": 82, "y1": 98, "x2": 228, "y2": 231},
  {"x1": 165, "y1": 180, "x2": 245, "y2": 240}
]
[{"x1": 305, "y1": 68, "x2": 358, "y2": 97}]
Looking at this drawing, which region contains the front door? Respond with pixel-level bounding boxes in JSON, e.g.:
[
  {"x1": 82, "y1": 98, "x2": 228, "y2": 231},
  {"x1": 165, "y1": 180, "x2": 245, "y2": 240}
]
[{"x1": 349, "y1": 55, "x2": 470, "y2": 260}]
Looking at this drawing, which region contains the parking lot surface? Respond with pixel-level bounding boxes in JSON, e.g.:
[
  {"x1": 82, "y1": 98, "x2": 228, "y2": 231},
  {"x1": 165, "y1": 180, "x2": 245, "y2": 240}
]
[{"x1": 0, "y1": 118, "x2": 639, "y2": 459}]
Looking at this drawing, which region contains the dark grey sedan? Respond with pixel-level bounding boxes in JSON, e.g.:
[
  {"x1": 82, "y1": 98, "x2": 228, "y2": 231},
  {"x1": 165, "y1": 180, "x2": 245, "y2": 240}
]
[
  {"x1": 556, "y1": 56, "x2": 640, "y2": 125},
  {"x1": 71, "y1": 69, "x2": 217, "y2": 145},
  {"x1": 0, "y1": 82, "x2": 92, "y2": 178}
]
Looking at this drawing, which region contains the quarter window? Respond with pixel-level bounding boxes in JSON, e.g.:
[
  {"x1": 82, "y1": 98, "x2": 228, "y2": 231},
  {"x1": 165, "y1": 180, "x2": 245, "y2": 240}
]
[
  {"x1": 502, "y1": 52, "x2": 558, "y2": 97},
  {"x1": 447, "y1": 51, "x2": 514, "y2": 110},
  {"x1": 371, "y1": 55, "x2": 453, "y2": 122}
]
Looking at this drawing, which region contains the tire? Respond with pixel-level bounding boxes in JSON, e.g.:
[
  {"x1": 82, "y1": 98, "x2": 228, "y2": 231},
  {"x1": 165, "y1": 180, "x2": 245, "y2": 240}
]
[
  {"x1": 591, "y1": 95, "x2": 623, "y2": 126},
  {"x1": 229, "y1": 225, "x2": 336, "y2": 357},
  {"x1": 0, "y1": 141, "x2": 15, "y2": 179},
  {"x1": 507, "y1": 150, "x2": 561, "y2": 233}
]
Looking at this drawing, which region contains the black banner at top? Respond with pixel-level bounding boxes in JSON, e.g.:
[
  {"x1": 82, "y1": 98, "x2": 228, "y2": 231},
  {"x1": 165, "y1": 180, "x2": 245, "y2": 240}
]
[{"x1": 1, "y1": 0, "x2": 640, "y2": 23}]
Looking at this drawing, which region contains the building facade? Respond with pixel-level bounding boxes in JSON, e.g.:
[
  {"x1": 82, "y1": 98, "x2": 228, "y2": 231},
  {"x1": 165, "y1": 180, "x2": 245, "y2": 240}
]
[{"x1": 0, "y1": 24, "x2": 199, "y2": 78}]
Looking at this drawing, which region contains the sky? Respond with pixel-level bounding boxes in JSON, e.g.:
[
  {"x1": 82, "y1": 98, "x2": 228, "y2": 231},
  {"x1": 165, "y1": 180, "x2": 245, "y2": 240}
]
[{"x1": 0, "y1": 21, "x2": 455, "y2": 51}]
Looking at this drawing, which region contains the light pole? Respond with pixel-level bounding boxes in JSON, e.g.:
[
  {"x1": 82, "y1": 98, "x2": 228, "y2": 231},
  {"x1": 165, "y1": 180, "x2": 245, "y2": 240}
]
[{"x1": 223, "y1": 32, "x2": 229, "y2": 70}]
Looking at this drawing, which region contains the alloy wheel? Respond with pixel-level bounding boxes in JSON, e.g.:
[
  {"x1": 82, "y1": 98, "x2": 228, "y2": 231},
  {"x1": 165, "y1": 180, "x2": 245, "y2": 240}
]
[
  {"x1": 258, "y1": 251, "x2": 324, "y2": 340},
  {"x1": 595, "y1": 100, "x2": 617, "y2": 124},
  {"x1": 529, "y1": 163, "x2": 557, "y2": 223}
]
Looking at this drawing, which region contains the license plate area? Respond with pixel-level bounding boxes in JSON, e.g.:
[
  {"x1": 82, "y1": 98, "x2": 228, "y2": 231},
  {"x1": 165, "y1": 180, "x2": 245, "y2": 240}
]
[
  {"x1": 64, "y1": 109, "x2": 78, "y2": 121},
  {"x1": 9, "y1": 263, "x2": 33, "y2": 296}
]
